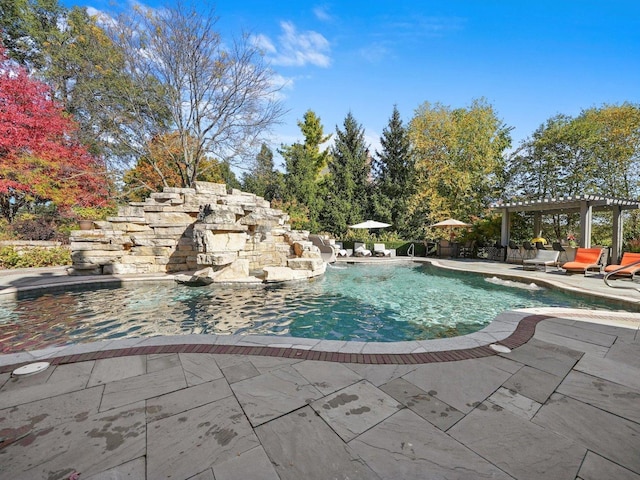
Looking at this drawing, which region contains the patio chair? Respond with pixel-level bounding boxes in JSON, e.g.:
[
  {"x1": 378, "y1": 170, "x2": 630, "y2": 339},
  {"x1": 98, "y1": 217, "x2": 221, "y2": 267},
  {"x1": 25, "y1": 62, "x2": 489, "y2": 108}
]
[
  {"x1": 353, "y1": 242, "x2": 372, "y2": 257},
  {"x1": 458, "y1": 240, "x2": 475, "y2": 258},
  {"x1": 507, "y1": 241, "x2": 522, "y2": 263},
  {"x1": 521, "y1": 241, "x2": 536, "y2": 260},
  {"x1": 561, "y1": 247, "x2": 606, "y2": 276},
  {"x1": 552, "y1": 242, "x2": 568, "y2": 265},
  {"x1": 603, "y1": 252, "x2": 640, "y2": 278},
  {"x1": 437, "y1": 239, "x2": 454, "y2": 257},
  {"x1": 523, "y1": 249, "x2": 560, "y2": 272},
  {"x1": 373, "y1": 243, "x2": 392, "y2": 257}
]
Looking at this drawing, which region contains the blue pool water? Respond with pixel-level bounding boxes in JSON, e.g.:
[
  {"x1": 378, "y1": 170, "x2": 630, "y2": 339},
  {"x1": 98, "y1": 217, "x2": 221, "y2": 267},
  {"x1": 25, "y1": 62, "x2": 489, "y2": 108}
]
[{"x1": 0, "y1": 262, "x2": 614, "y2": 353}]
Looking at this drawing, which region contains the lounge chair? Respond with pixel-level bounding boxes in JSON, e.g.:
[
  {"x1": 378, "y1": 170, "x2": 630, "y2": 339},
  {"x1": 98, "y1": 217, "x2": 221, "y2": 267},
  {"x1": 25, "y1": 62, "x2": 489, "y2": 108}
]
[
  {"x1": 523, "y1": 249, "x2": 559, "y2": 272},
  {"x1": 354, "y1": 242, "x2": 372, "y2": 257},
  {"x1": 603, "y1": 252, "x2": 640, "y2": 278},
  {"x1": 561, "y1": 247, "x2": 605, "y2": 276},
  {"x1": 373, "y1": 243, "x2": 392, "y2": 257}
]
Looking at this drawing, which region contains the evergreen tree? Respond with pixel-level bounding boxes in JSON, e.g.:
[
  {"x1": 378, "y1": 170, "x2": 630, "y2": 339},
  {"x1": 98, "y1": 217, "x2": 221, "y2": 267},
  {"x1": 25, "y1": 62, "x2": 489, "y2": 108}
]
[
  {"x1": 321, "y1": 112, "x2": 370, "y2": 235},
  {"x1": 280, "y1": 110, "x2": 331, "y2": 230},
  {"x1": 241, "y1": 144, "x2": 284, "y2": 201},
  {"x1": 372, "y1": 106, "x2": 414, "y2": 236}
]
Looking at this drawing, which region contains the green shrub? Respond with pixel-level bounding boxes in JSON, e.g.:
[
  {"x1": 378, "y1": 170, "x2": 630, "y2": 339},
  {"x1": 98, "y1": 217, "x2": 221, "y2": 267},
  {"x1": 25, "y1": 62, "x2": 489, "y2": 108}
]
[
  {"x1": 71, "y1": 205, "x2": 117, "y2": 221},
  {"x1": 0, "y1": 219, "x2": 17, "y2": 240},
  {"x1": 0, "y1": 246, "x2": 71, "y2": 268}
]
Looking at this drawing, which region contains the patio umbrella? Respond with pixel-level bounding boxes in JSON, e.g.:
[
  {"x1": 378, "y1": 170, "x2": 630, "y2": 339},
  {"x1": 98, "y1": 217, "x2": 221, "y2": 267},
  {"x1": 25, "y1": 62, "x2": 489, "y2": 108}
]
[
  {"x1": 349, "y1": 220, "x2": 392, "y2": 229},
  {"x1": 429, "y1": 218, "x2": 471, "y2": 228},
  {"x1": 429, "y1": 218, "x2": 472, "y2": 243}
]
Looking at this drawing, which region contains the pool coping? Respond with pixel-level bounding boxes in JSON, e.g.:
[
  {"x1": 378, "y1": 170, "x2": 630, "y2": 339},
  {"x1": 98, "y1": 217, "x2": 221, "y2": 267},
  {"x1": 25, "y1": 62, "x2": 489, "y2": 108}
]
[
  {"x1": 2, "y1": 262, "x2": 640, "y2": 372},
  {"x1": 0, "y1": 312, "x2": 545, "y2": 373}
]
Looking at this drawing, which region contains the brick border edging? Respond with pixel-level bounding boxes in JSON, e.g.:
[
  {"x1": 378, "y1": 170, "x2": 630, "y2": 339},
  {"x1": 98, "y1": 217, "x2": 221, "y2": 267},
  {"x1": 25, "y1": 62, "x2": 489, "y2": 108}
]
[{"x1": 0, "y1": 315, "x2": 552, "y2": 374}]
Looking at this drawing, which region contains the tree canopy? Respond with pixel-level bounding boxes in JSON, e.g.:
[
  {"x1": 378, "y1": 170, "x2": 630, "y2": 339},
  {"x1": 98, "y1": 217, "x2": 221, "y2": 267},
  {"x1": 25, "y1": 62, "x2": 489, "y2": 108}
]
[
  {"x1": 409, "y1": 99, "x2": 511, "y2": 237},
  {"x1": 122, "y1": 132, "x2": 237, "y2": 202},
  {"x1": 507, "y1": 104, "x2": 640, "y2": 200},
  {"x1": 321, "y1": 112, "x2": 371, "y2": 235},
  {"x1": 241, "y1": 144, "x2": 285, "y2": 202},
  {"x1": 280, "y1": 110, "x2": 331, "y2": 231},
  {"x1": 111, "y1": 3, "x2": 286, "y2": 188},
  {"x1": 371, "y1": 106, "x2": 414, "y2": 236},
  {"x1": 0, "y1": 47, "x2": 109, "y2": 221}
]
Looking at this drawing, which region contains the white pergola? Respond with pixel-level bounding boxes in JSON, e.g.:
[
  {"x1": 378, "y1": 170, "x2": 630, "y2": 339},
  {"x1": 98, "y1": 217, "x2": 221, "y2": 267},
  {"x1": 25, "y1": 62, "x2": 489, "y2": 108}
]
[{"x1": 491, "y1": 195, "x2": 640, "y2": 263}]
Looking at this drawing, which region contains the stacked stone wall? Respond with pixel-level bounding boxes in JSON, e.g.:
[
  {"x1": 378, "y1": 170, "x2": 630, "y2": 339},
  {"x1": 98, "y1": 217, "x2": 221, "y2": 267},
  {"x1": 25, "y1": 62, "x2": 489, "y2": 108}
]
[{"x1": 69, "y1": 182, "x2": 326, "y2": 283}]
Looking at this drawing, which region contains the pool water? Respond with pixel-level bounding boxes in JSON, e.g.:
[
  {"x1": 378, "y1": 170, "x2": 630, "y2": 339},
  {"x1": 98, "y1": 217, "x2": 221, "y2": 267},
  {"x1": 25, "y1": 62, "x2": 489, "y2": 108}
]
[{"x1": 0, "y1": 262, "x2": 614, "y2": 353}]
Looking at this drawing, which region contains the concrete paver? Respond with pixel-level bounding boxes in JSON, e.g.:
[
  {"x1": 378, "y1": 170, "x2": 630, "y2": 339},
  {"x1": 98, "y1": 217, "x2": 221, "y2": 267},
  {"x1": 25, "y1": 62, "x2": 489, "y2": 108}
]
[
  {"x1": 255, "y1": 406, "x2": 379, "y2": 480},
  {"x1": 449, "y1": 401, "x2": 586, "y2": 480},
  {"x1": 231, "y1": 365, "x2": 323, "y2": 427},
  {"x1": 1, "y1": 401, "x2": 146, "y2": 480},
  {"x1": 350, "y1": 408, "x2": 513, "y2": 480},
  {"x1": 557, "y1": 370, "x2": 640, "y2": 424},
  {"x1": 498, "y1": 338, "x2": 583, "y2": 376},
  {"x1": 402, "y1": 358, "x2": 513, "y2": 413},
  {"x1": 486, "y1": 387, "x2": 542, "y2": 420},
  {"x1": 578, "y1": 451, "x2": 640, "y2": 480},
  {"x1": 502, "y1": 364, "x2": 563, "y2": 404},
  {"x1": 310, "y1": 380, "x2": 402, "y2": 442},
  {"x1": 147, "y1": 395, "x2": 260, "y2": 480},
  {"x1": 533, "y1": 393, "x2": 640, "y2": 473},
  {"x1": 379, "y1": 377, "x2": 465, "y2": 430},
  {"x1": 1, "y1": 262, "x2": 640, "y2": 479}
]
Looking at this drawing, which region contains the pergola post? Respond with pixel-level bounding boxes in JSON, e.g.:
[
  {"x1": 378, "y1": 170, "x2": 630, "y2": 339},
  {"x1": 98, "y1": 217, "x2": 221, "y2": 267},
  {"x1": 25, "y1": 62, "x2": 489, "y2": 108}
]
[
  {"x1": 533, "y1": 212, "x2": 542, "y2": 237},
  {"x1": 612, "y1": 206, "x2": 624, "y2": 264},
  {"x1": 579, "y1": 201, "x2": 593, "y2": 248},
  {"x1": 500, "y1": 209, "x2": 510, "y2": 247}
]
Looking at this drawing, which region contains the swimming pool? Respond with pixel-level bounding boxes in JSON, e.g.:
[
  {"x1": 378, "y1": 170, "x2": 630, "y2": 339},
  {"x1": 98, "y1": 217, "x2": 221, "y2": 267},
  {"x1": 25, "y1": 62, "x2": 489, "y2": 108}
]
[{"x1": 0, "y1": 262, "x2": 614, "y2": 353}]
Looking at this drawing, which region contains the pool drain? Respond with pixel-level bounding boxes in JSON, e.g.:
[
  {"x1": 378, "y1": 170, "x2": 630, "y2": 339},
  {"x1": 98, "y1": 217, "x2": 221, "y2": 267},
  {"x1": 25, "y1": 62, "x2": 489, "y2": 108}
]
[
  {"x1": 12, "y1": 362, "x2": 50, "y2": 377},
  {"x1": 489, "y1": 344, "x2": 511, "y2": 354}
]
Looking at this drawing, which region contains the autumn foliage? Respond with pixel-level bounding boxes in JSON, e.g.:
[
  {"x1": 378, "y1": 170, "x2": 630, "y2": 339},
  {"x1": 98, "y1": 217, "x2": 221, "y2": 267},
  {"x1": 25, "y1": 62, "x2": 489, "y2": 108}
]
[
  {"x1": 0, "y1": 46, "x2": 109, "y2": 222},
  {"x1": 123, "y1": 132, "x2": 230, "y2": 201}
]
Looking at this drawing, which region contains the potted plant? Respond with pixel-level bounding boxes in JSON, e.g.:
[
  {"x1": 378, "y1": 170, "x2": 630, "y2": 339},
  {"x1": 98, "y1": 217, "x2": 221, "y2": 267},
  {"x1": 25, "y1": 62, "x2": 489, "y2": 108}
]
[{"x1": 72, "y1": 206, "x2": 111, "y2": 230}]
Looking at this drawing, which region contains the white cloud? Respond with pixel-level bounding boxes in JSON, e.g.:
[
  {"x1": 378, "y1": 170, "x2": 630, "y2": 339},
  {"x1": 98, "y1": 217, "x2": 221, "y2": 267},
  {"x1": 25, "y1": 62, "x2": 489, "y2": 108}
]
[
  {"x1": 253, "y1": 34, "x2": 277, "y2": 55},
  {"x1": 313, "y1": 5, "x2": 333, "y2": 22},
  {"x1": 388, "y1": 15, "x2": 465, "y2": 39},
  {"x1": 86, "y1": 6, "x2": 119, "y2": 29},
  {"x1": 268, "y1": 73, "x2": 295, "y2": 101},
  {"x1": 263, "y1": 21, "x2": 331, "y2": 68},
  {"x1": 359, "y1": 42, "x2": 392, "y2": 63}
]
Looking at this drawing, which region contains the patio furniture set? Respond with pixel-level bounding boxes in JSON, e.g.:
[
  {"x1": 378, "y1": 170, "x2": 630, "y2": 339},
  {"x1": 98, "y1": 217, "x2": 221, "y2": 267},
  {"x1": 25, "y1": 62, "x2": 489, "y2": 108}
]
[{"x1": 517, "y1": 244, "x2": 640, "y2": 280}]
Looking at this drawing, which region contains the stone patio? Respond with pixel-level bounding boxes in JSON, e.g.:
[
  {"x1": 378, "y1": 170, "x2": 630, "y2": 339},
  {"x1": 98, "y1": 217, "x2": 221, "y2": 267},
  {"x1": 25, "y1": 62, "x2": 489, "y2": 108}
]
[
  {"x1": 0, "y1": 261, "x2": 639, "y2": 479},
  {"x1": 0, "y1": 311, "x2": 638, "y2": 479}
]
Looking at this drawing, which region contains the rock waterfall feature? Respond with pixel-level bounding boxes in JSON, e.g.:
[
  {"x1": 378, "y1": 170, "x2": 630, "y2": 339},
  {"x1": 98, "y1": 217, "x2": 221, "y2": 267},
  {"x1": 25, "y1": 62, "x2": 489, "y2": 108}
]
[{"x1": 69, "y1": 182, "x2": 327, "y2": 283}]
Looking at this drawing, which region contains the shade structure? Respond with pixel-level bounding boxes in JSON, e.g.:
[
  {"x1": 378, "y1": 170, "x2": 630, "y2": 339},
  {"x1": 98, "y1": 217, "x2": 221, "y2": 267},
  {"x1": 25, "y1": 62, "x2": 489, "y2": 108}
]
[
  {"x1": 429, "y1": 218, "x2": 471, "y2": 228},
  {"x1": 349, "y1": 220, "x2": 392, "y2": 229}
]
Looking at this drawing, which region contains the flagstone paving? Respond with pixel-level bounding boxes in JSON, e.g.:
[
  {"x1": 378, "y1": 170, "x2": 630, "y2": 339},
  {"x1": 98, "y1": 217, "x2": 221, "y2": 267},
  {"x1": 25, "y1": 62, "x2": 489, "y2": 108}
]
[
  {"x1": 0, "y1": 311, "x2": 638, "y2": 480},
  {"x1": 1, "y1": 263, "x2": 640, "y2": 479}
]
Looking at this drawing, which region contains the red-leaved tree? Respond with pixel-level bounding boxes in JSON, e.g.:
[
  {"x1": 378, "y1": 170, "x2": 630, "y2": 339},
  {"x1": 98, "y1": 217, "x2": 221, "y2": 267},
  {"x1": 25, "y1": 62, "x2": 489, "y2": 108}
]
[{"x1": 0, "y1": 46, "x2": 110, "y2": 222}]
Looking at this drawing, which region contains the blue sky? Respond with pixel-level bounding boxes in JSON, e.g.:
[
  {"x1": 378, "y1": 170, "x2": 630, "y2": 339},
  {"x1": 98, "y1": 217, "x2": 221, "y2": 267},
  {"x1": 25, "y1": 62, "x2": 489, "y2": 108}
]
[{"x1": 67, "y1": 0, "x2": 640, "y2": 167}]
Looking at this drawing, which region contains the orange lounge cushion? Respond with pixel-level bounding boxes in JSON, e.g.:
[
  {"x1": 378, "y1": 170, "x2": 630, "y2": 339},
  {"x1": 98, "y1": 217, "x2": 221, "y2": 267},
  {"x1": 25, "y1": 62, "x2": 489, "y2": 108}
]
[
  {"x1": 604, "y1": 252, "x2": 640, "y2": 275},
  {"x1": 562, "y1": 248, "x2": 603, "y2": 271},
  {"x1": 603, "y1": 266, "x2": 640, "y2": 276}
]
